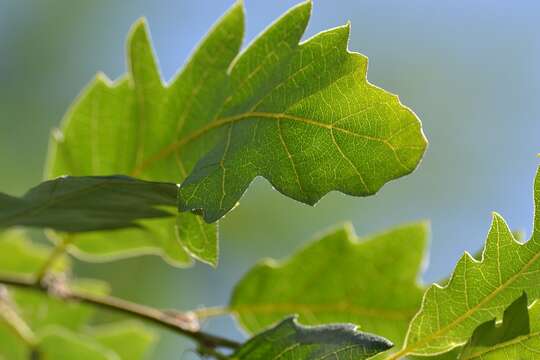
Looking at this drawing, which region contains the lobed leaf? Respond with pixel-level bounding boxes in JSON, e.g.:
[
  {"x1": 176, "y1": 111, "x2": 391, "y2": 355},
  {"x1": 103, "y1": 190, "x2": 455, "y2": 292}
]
[
  {"x1": 230, "y1": 222, "x2": 427, "y2": 357},
  {"x1": 178, "y1": 1, "x2": 427, "y2": 223},
  {"x1": 47, "y1": 0, "x2": 426, "y2": 266},
  {"x1": 232, "y1": 316, "x2": 393, "y2": 360},
  {"x1": 391, "y1": 167, "x2": 540, "y2": 358}
]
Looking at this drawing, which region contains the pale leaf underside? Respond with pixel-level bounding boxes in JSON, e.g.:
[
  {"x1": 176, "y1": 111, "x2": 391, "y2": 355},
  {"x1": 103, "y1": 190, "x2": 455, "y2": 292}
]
[{"x1": 232, "y1": 316, "x2": 393, "y2": 360}]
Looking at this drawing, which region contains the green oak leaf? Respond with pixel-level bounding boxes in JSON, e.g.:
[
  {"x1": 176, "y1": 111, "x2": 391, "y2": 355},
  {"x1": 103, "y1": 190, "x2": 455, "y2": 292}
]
[
  {"x1": 178, "y1": 1, "x2": 427, "y2": 223},
  {"x1": 458, "y1": 292, "x2": 532, "y2": 359},
  {"x1": 0, "y1": 176, "x2": 177, "y2": 232},
  {"x1": 232, "y1": 316, "x2": 393, "y2": 360},
  {"x1": 425, "y1": 293, "x2": 536, "y2": 360},
  {"x1": 230, "y1": 223, "x2": 427, "y2": 357},
  {"x1": 48, "y1": 0, "x2": 425, "y2": 266},
  {"x1": 45, "y1": 0, "x2": 243, "y2": 266},
  {"x1": 390, "y1": 167, "x2": 540, "y2": 358}
]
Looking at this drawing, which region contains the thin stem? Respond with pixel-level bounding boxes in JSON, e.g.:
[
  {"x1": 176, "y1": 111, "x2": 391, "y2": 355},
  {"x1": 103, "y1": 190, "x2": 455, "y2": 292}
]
[
  {"x1": 0, "y1": 274, "x2": 240, "y2": 350},
  {"x1": 194, "y1": 306, "x2": 232, "y2": 319},
  {"x1": 34, "y1": 236, "x2": 71, "y2": 284},
  {"x1": 197, "y1": 345, "x2": 231, "y2": 360}
]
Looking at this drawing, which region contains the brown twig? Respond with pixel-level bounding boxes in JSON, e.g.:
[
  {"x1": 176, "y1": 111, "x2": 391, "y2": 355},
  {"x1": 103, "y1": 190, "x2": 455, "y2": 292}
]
[
  {"x1": 0, "y1": 274, "x2": 240, "y2": 351},
  {"x1": 34, "y1": 237, "x2": 70, "y2": 284}
]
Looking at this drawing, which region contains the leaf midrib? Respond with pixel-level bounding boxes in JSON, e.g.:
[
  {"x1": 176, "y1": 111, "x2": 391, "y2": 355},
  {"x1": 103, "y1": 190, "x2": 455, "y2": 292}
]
[
  {"x1": 131, "y1": 111, "x2": 414, "y2": 177},
  {"x1": 231, "y1": 301, "x2": 417, "y2": 321},
  {"x1": 388, "y1": 232, "x2": 540, "y2": 359}
]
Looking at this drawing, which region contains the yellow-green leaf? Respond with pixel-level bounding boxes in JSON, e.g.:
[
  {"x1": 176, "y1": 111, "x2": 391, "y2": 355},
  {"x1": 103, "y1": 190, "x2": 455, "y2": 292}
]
[
  {"x1": 391, "y1": 167, "x2": 540, "y2": 358},
  {"x1": 231, "y1": 223, "x2": 427, "y2": 357},
  {"x1": 47, "y1": 1, "x2": 426, "y2": 266}
]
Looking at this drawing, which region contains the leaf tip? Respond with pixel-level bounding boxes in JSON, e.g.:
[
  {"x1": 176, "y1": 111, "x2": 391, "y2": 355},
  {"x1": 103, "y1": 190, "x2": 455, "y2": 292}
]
[
  {"x1": 232, "y1": 0, "x2": 246, "y2": 11},
  {"x1": 129, "y1": 17, "x2": 149, "y2": 37},
  {"x1": 289, "y1": 0, "x2": 313, "y2": 21},
  {"x1": 230, "y1": 0, "x2": 246, "y2": 15},
  {"x1": 198, "y1": 254, "x2": 219, "y2": 268},
  {"x1": 94, "y1": 71, "x2": 112, "y2": 86},
  {"x1": 490, "y1": 211, "x2": 507, "y2": 226},
  {"x1": 299, "y1": 0, "x2": 313, "y2": 11},
  {"x1": 127, "y1": 17, "x2": 152, "y2": 54},
  {"x1": 416, "y1": 219, "x2": 431, "y2": 233}
]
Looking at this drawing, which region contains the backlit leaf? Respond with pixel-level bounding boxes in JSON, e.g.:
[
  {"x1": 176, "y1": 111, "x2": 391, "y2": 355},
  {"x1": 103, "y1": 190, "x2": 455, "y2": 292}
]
[
  {"x1": 178, "y1": 1, "x2": 427, "y2": 222},
  {"x1": 231, "y1": 223, "x2": 427, "y2": 357},
  {"x1": 391, "y1": 167, "x2": 540, "y2": 358},
  {"x1": 47, "y1": 0, "x2": 426, "y2": 266}
]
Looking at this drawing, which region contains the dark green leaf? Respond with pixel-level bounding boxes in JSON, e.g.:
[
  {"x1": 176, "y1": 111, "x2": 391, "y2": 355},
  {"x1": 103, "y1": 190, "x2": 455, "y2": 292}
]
[
  {"x1": 460, "y1": 293, "x2": 530, "y2": 359},
  {"x1": 0, "y1": 176, "x2": 177, "y2": 232},
  {"x1": 454, "y1": 293, "x2": 540, "y2": 359},
  {"x1": 232, "y1": 316, "x2": 392, "y2": 360},
  {"x1": 178, "y1": 1, "x2": 427, "y2": 222}
]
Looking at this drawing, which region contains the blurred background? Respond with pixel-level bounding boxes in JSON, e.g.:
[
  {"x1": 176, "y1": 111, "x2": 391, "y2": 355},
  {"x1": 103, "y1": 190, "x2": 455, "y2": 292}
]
[{"x1": 1, "y1": 0, "x2": 539, "y2": 358}]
